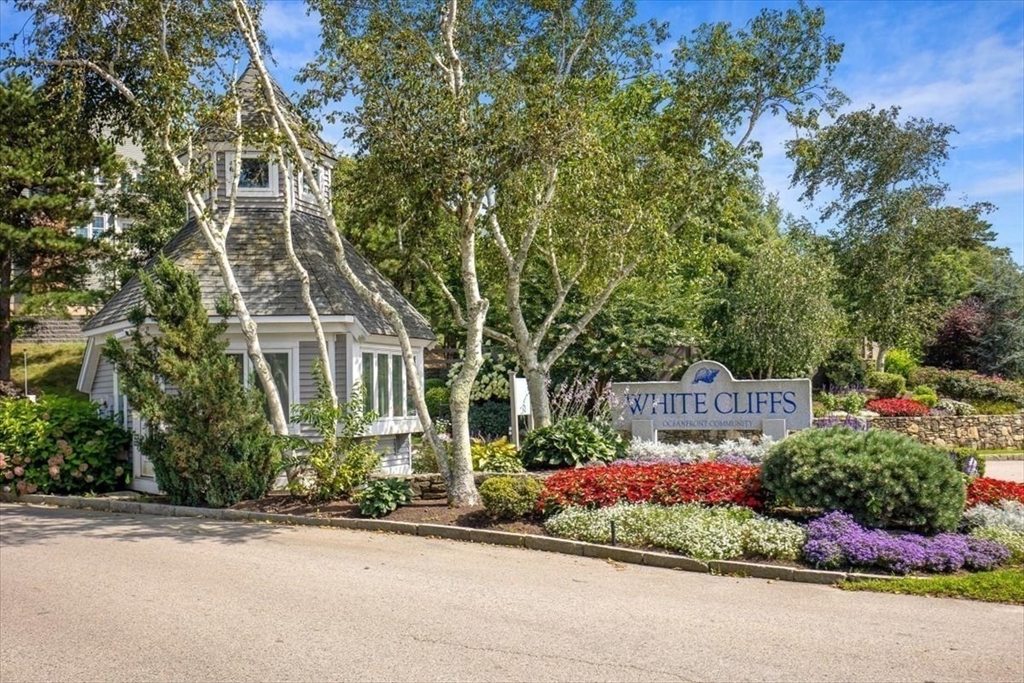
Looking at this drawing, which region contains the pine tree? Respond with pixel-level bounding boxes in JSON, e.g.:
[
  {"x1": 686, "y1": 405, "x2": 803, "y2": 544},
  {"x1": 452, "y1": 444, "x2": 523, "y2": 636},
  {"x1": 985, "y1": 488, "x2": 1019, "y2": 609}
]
[{"x1": 0, "y1": 75, "x2": 117, "y2": 381}]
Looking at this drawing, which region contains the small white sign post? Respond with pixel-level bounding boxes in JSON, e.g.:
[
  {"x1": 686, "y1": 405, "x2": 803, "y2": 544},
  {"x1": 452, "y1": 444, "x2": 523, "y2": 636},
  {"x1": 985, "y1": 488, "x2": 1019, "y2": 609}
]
[
  {"x1": 611, "y1": 360, "x2": 812, "y2": 442},
  {"x1": 509, "y1": 373, "x2": 533, "y2": 447}
]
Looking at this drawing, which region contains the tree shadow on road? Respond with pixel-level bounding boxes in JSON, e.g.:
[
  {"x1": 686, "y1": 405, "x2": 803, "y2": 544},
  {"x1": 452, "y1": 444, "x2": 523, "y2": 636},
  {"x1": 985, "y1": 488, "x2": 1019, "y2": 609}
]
[{"x1": 0, "y1": 504, "x2": 287, "y2": 548}]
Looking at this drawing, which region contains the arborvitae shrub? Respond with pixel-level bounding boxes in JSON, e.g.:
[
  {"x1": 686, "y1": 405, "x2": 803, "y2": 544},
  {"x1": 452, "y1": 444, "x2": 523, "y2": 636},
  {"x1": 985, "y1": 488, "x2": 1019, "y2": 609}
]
[{"x1": 761, "y1": 427, "x2": 965, "y2": 534}]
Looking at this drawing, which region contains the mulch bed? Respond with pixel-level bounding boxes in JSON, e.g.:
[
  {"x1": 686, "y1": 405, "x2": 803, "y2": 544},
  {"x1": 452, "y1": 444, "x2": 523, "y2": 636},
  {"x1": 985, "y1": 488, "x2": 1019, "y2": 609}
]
[{"x1": 231, "y1": 493, "x2": 548, "y2": 536}]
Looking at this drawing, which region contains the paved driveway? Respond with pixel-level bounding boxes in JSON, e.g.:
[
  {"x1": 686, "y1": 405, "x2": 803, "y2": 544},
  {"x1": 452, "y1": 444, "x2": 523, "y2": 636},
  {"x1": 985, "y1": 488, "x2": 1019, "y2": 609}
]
[
  {"x1": 986, "y1": 460, "x2": 1024, "y2": 483},
  {"x1": 1, "y1": 504, "x2": 1022, "y2": 683}
]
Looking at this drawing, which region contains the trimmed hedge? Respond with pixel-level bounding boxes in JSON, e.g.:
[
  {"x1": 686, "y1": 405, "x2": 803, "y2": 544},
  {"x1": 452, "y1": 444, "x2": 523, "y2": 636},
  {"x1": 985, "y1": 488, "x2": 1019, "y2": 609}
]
[
  {"x1": 761, "y1": 427, "x2": 965, "y2": 534},
  {"x1": 479, "y1": 475, "x2": 543, "y2": 520}
]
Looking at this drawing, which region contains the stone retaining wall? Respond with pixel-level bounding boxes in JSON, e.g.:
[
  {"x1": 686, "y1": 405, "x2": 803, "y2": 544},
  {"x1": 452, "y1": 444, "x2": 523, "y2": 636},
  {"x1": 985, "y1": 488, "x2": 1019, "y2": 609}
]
[
  {"x1": 14, "y1": 318, "x2": 86, "y2": 344},
  {"x1": 867, "y1": 414, "x2": 1022, "y2": 450}
]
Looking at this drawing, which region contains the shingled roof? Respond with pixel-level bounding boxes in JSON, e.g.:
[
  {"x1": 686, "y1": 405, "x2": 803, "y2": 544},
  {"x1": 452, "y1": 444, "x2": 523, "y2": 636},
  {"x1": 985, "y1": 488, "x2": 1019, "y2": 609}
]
[{"x1": 83, "y1": 208, "x2": 435, "y2": 340}]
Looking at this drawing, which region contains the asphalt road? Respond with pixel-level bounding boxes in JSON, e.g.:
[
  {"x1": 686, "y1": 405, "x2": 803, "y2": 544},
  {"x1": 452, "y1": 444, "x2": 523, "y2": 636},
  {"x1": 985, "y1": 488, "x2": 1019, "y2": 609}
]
[{"x1": 1, "y1": 504, "x2": 1022, "y2": 683}]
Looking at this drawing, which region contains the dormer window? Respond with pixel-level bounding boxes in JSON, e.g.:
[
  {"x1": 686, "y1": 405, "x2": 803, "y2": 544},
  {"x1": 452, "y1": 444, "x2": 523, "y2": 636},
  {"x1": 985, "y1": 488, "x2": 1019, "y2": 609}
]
[
  {"x1": 299, "y1": 166, "x2": 321, "y2": 199},
  {"x1": 239, "y1": 158, "x2": 269, "y2": 189},
  {"x1": 227, "y1": 152, "x2": 279, "y2": 197}
]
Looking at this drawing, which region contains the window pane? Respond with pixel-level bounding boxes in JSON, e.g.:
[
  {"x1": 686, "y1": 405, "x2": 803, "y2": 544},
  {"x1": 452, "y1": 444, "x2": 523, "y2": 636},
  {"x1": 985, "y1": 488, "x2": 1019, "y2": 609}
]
[
  {"x1": 92, "y1": 216, "x2": 105, "y2": 228},
  {"x1": 239, "y1": 158, "x2": 269, "y2": 188},
  {"x1": 377, "y1": 353, "x2": 390, "y2": 418},
  {"x1": 391, "y1": 355, "x2": 404, "y2": 418},
  {"x1": 75, "y1": 226, "x2": 88, "y2": 238},
  {"x1": 301, "y1": 167, "x2": 320, "y2": 195},
  {"x1": 362, "y1": 352, "x2": 374, "y2": 414},
  {"x1": 254, "y1": 352, "x2": 290, "y2": 418}
]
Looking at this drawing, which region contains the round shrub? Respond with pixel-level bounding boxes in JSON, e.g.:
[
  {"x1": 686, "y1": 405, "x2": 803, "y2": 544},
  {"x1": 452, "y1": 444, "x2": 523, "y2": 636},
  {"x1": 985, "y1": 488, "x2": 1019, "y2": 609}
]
[
  {"x1": 866, "y1": 371, "x2": 906, "y2": 398},
  {"x1": 425, "y1": 386, "x2": 450, "y2": 420},
  {"x1": 520, "y1": 416, "x2": 621, "y2": 469},
  {"x1": 865, "y1": 397, "x2": 930, "y2": 417},
  {"x1": 0, "y1": 396, "x2": 131, "y2": 495},
  {"x1": 884, "y1": 349, "x2": 917, "y2": 380},
  {"x1": 479, "y1": 475, "x2": 543, "y2": 520},
  {"x1": 911, "y1": 385, "x2": 938, "y2": 408},
  {"x1": 761, "y1": 427, "x2": 966, "y2": 533}
]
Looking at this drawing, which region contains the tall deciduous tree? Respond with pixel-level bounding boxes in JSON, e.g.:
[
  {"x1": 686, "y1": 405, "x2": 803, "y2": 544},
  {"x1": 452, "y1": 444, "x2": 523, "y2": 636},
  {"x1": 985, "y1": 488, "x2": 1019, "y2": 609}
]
[
  {"x1": 788, "y1": 105, "x2": 996, "y2": 367},
  {"x1": 0, "y1": 74, "x2": 116, "y2": 382}
]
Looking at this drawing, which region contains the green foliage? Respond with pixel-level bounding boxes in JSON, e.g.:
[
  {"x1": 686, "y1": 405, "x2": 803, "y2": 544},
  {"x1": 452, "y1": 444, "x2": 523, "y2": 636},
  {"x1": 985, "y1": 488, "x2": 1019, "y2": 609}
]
[
  {"x1": 520, "y1": 416, "x2": 622, "y2": 469},
  {"x1": 968, "y1": 400, "x2": 1021, "y2": 415},
  {"x1": 424, "y1": 386, "x2": 450, "y2": 421},
  {"x1": 761, "y1": 427, "x2": 966, "y2": 533},
  {"x1": 479, "y1": 475, "x2": 543, "y2": 520},
  {"x1": 471, "y1": 438, "x2": 524, "y2": 473},
  {"x1": 468, "y1": 400, "x2": 510, "y2": 440},
  {"x1": 884, "y1": 349, "x2": 918, "y2": 379},
  {"x1": 911, "y1": 385, "x2": 938, "y2": 408},
  {"x1": 709, "y1": 235, "x2": 842, "y2": 379},
  {"x1": 840, "y1": 569, "x2": 1024, "y2": 604},
  {"x1": 972, "y1": 527, "x2": 1024, "y2": 566},
  {"x1": 103, "y1": 258, "x2": 281, "y2": 507},
  {"x1": 818, "y1": 341, "x2": 868, "y2": 389},
  {"x1": 866, "y1": 371, "x2": 906, "y2": 398},
  {"x1": 356, "y1": 478, "x2": 412, "y2": 518},
  {"x1": 935, "y1": 371, "x2": 1024, "y2": 408},
  {"x1": 0, "y1": 75, "x2": 118, "y2": 382},
  {"x1": 448, "y1": 349, "x2": 516, "y2": 402},
  {"x1": 288, "y1": 365, "x2": 380, "y2": 502},
  {"x1": 0, "y1": 396, "x2": 131, "y2": 495},
  {"x1": 909, "y1": 366, "x2": 943, "y2": 388}
]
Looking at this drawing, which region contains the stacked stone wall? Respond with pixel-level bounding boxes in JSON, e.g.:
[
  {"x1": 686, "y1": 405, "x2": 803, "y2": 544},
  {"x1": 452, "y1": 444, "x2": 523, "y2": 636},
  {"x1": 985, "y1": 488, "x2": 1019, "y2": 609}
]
[{"x1": 866, "y1": 415, "x2": 1022, "y2": 450}]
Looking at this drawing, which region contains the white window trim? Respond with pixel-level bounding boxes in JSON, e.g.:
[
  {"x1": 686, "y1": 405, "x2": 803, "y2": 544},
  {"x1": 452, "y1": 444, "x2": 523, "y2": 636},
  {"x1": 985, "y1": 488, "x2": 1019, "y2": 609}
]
[
  {"x1": 225, "y1": 151, "x2": 279, "y2": 197},
  {"x1": 357, "y1": 344, "x2": 422, "y2": 423},
  {"x1": 227, "y1": 343, "x2": 299, "y2": 425}
]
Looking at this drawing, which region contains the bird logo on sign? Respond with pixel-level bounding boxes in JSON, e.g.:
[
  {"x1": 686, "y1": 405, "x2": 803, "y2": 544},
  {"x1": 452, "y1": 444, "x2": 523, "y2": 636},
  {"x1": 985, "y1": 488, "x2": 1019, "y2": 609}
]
[{"x1": 693, "y1": 368, "x2": 720, "y2": 384}]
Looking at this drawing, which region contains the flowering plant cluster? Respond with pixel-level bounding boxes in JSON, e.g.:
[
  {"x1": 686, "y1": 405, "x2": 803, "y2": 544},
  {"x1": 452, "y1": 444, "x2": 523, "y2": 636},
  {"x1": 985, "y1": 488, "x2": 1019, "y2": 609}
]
[
  {"x1": 623, "y1": 437, "x2": 773, "y2": 465},
  {"x1": 0, "y1": 396, "x2": 131, "y2": 496},
  {"x1": 545, "y1": 503, "x2": 805, "y2": 561},
  {"x1": 964, "y1": 501, "x2": 1024, "y2": 565},
  {"x1": 966, "y1": 477, "x2": 1024, "y2": 508},
  {"x1": 864, "y1": 398, "x2": 930, "y2": 417},
  {"x1": 803, "y1": 511, "x2": 1009, "y2": 574},
  {"x1": 538, "y1": 462, "x2": 765, "y2": 515}
]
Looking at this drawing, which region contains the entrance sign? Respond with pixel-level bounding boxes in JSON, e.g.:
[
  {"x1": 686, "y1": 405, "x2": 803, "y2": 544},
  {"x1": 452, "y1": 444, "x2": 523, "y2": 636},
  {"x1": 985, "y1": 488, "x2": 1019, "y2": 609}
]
[{"x1": 611, "y1": 361, "x2": 811, "y2": 441}]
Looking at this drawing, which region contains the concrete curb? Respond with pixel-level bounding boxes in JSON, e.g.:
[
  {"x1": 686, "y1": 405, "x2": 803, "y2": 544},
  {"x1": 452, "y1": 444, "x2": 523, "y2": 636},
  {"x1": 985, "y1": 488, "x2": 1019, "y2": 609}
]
[{"x1": 1, "y1": 492, "x2": 871, "y2": 586}]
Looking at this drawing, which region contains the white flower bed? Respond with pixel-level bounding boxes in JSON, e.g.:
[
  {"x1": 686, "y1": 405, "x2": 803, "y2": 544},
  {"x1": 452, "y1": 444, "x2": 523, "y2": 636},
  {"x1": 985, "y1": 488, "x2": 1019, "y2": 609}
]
[{"x1": 624, "y1": 436, "x2": 774, "y2": 465}]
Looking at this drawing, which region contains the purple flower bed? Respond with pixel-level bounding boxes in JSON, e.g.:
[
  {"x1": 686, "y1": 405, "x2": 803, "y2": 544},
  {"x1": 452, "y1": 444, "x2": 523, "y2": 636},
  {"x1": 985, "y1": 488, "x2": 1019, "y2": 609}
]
[{"x1": 804, "y1": 511, "x2": 1010, "y2": 574}]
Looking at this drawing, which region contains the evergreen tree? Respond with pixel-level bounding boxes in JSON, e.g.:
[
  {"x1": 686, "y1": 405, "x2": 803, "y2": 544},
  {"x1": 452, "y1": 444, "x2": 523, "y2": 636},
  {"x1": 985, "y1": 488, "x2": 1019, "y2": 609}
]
[{"x1": 0, "y1": 74, "x2": 117, "y2": 381}]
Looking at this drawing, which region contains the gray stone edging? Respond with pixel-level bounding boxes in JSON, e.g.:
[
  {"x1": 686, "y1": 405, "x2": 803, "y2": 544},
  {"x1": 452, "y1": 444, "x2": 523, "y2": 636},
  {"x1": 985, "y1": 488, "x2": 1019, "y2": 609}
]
[{"x1": 0, "y1": 492, "x2": 887, "y2": 586}]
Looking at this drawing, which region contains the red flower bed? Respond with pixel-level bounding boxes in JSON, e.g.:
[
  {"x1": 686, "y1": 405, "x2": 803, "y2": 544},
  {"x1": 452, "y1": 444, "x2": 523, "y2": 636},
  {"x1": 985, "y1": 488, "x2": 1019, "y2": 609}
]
[
  {"x1": 967, "y1": 477, "x2": 1024, "y2": 508},
  {"x1": 538, "y1": 462, "x2": 765, "y2": 515},
  {"x1": 865, "y1": 398, "x2": 931, "y2": 417}
]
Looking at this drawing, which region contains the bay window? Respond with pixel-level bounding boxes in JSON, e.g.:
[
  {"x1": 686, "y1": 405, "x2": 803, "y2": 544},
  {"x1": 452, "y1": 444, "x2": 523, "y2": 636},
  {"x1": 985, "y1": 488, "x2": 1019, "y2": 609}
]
[{"x1": 361, "y1": 349, "x2": 414, "y2": 419}]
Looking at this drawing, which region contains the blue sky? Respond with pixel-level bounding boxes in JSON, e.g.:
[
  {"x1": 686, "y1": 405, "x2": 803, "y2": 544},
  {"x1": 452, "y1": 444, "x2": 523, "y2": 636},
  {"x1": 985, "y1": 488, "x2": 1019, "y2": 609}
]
[{"x1": 3, "y1": 0, "x2": 1022, "y2": 261}]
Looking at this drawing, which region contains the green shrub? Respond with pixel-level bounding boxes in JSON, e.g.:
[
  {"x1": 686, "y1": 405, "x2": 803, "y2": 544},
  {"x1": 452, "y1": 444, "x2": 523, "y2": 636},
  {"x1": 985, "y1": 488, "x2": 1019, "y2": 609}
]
[
  {"x1": 424, "y1": 386, "x2": 450, "y2": 420},
  {"x1": 911, "y1": 385, "x2": 938, "y2": 408},
  {"x1": 884, "y1": 349, "x2": 918, "y2": 380},
  {"x1": 818, "y1": 342, "x2": 867, "y2": 389},
  {"x1": 0, "y1": 396, "x2": 131, "y2": 495},
  {"x1": 468, "y1": 400, "x2": 510, "y2": 440},
  {"x1": 866, "y1": 371, "x2": 906, "y2": 398},
  {"x1": 968, "y1": 399, "x2": 1021, "y2": 415},
  {"x1": 761, "y1": 427, "x2": 966, "y2": 533},
  {"x1": 818, "y1": 391, "x2": 838, "y2": 412},
  {"x1": 479, "y1": 475, "x2": 543, "y2": 520},
  {"x1": 104, "y1": 258, "x2": 282, "y2": 508},
  {"x1": 908, "y1": 365, "x2": 943, "y2": 388},
  {"x1": 839, "y1": 391, "x2": 868, "y2": 414},
  {"x1": 289, "y1": 367, "x2": 380, "y2": 502},
  {"x1": 520, "y1": 416, "x2": 622, "y2": 469},
  {"x1": 935, "y1": 370, "x2": 1024, "y2": 408},
  {"x1": 356, "y1": 478, "x2": 412, "y2": 518},
  {"x1": 471, "y1": 437, "x2": 524, "y2": 473}
]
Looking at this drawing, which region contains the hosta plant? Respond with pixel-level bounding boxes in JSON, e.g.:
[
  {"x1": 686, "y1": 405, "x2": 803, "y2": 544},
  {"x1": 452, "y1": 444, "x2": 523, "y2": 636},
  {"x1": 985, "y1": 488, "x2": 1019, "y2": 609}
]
[
  {"x1": 761, "y1": 427, "x2": 965, "y2": 533},
  {"x1": 471, "y1": 437, "x2": 524, "y2": 473},
  {"x1": 520, "y1": 416, "x2": 622, "y2": 469},
  {"x1": 356, "y1": 478, "x2": 412, "y2": 518}
]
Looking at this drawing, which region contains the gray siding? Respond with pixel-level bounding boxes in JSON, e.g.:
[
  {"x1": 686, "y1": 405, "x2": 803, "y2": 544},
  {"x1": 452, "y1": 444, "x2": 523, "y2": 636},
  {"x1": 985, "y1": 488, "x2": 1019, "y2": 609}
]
[
  {"x1": 91, "y1": 357, "x2": 115, "y2": 400},
  {"x1": 335, "y1": 334, "x2": 348, "y2": 402},
  {"x1": 377, "y1": 434, "x2": 412, "y2": 473},
  {"x1": 299, "y1": 341, "x2": 317, "y2": 403}
]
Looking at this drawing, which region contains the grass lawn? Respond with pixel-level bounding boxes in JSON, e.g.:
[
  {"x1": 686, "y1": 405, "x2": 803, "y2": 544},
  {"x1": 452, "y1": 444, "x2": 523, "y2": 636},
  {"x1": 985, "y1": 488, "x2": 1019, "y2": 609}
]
[
  {"x1": 979, "y1": 449, "x2": 1024, "y2": 460},
  {"x1": 10, "y1": 342, "x2": 87, "y2": 398},
  {"x1": 840, "y1": 569, "x2": 1024, "y2": 605}
]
